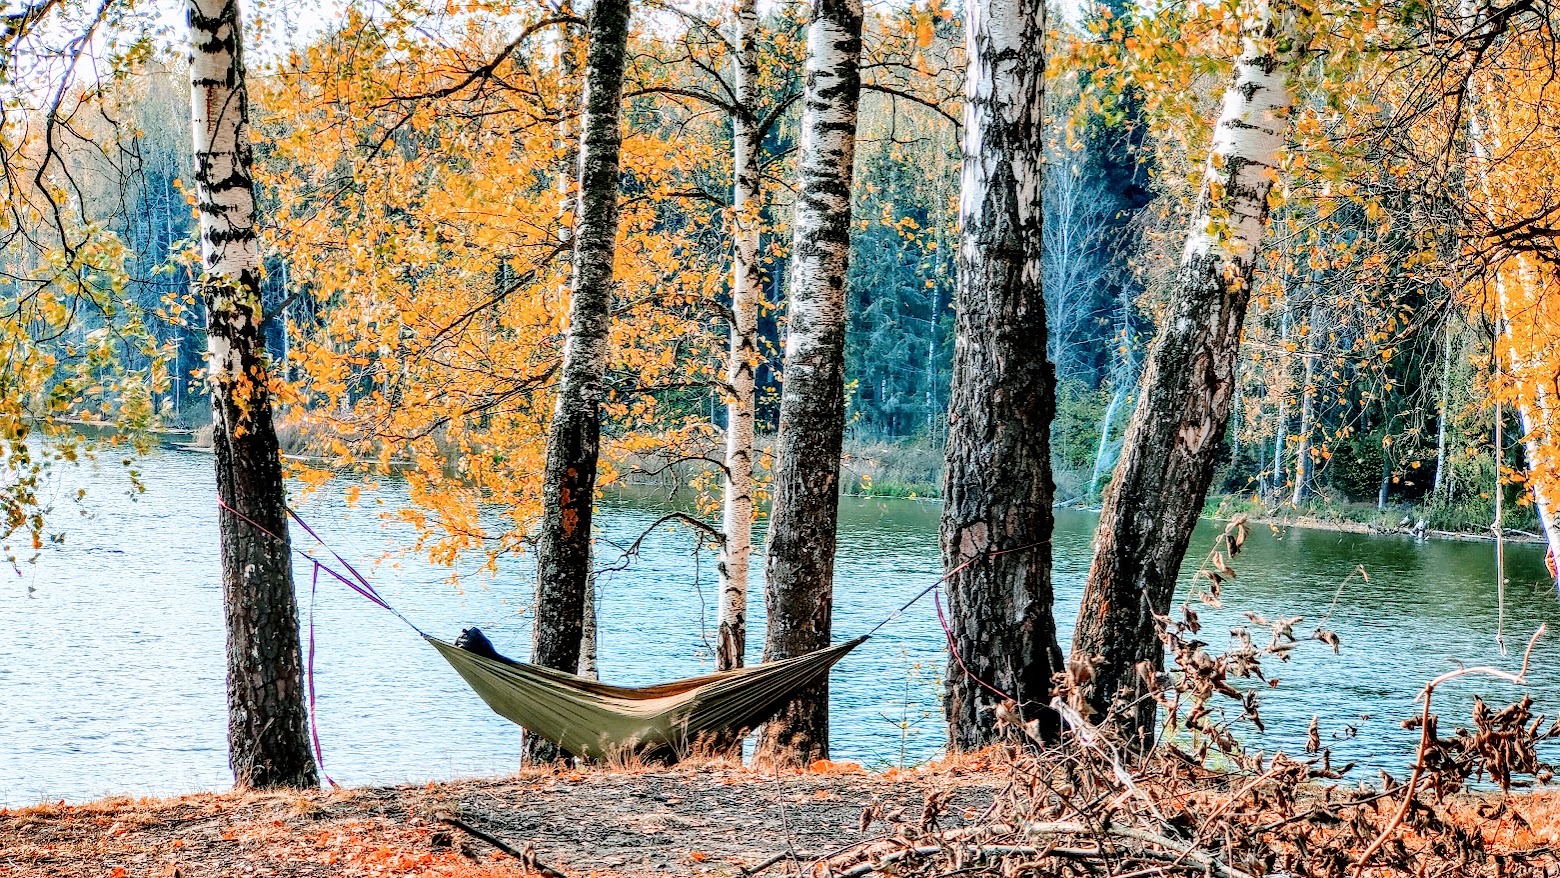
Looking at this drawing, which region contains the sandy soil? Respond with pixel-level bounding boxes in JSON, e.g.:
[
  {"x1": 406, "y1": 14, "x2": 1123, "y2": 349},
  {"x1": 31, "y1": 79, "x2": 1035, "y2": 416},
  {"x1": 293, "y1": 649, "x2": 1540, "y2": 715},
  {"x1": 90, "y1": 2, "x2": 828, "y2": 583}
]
[{"x1": 0, "y1": 759, "x2": 1003, "y2": 878}]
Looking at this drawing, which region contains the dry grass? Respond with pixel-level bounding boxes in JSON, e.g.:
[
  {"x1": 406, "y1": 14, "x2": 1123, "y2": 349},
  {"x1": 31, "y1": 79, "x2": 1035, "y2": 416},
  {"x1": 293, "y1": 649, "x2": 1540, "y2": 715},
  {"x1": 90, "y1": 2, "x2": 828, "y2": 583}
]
[
  {"x1": 8, "y1": 743, "x2": 1560, "y2": 878},
  {"x1": 0, "y1": 757, "x2": 1003, "y2": 878}
]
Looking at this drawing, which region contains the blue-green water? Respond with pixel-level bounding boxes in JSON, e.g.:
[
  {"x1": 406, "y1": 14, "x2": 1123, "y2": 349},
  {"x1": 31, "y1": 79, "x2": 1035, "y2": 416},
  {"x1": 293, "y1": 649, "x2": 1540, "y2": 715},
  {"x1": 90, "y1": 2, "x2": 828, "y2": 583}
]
[{"x1": 1, "y1": 448, "x2": 1555, "y2": 805}]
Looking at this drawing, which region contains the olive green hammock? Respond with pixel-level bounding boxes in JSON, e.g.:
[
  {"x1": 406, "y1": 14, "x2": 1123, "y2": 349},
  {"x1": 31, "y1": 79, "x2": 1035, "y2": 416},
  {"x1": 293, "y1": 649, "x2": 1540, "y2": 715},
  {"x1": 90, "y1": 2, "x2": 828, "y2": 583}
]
[
  {"x1": 424, "y1": 634, "x2": 867, "y2": 760},
  {"x1": 276, "y1": 509, "x2": 926, "y2": 763}
]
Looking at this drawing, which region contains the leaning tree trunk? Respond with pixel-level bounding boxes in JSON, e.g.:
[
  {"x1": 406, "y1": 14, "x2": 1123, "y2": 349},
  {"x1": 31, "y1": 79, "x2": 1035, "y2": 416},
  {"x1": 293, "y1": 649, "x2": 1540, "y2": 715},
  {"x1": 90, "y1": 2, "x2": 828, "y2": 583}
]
[
  {"x1": 1492, "y1": 258, "x2": 1560, "y2": 569},
  {"x1": 529, "y1": 0, "x2": 632, "y2": 763},
  {"x1": 940, "y1": 0, "x2": 1060, "y2": 749},
  {"x1": 1071, "y1": 0, "x2": 1299, "y2": 747},
  {"x1": 754, "y1": 0, "x2": 864, "y2": 765},
  {"x1": 187, "y1": 0, "x2": 317, "y2": 789},
  {"x1": 716, "y1": 0, "x2": 761, "y2": 674}
]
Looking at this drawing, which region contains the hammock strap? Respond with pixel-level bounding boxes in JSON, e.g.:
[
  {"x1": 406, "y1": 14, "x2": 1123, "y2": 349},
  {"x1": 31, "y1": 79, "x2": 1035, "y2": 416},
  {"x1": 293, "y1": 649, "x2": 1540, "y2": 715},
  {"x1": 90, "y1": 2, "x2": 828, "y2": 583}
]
[
  {"x1": 214, "y1": 497, "x2": 422, "y2": 635},
  {"x1": 305, "y1": 560, "x2": 338, "y2": 788},
  {"x1": 935, "y1": 587, "x2": 1016, "y2": 704}
]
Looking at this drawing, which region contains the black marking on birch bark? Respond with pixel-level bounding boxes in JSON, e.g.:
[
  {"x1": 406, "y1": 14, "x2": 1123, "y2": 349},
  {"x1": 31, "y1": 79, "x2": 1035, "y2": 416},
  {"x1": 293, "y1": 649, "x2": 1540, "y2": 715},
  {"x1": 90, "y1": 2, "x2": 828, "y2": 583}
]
[
  {"x1": 755, "y1": 0, "x2": 864, "y2": 765},
  {"x1": 189, "y1": 0, "x2": 316, "y2": 790}
]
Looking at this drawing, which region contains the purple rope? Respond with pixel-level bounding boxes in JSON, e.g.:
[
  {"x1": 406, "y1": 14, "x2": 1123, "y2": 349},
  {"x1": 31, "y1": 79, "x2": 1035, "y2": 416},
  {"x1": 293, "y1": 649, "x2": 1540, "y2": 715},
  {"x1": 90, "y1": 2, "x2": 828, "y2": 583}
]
[
  {"x1": 305, "y1": 561, "x2": 337, "y2": 788},
  {"x1": 215, "y1": 497, "x2": 418, "y2": 631},
  {"x1": 286, "y1": 508, "x2": 393, "y2": 611},
  {"x1": 216, "y1": 497, "x2": 428, "y2": 788}
]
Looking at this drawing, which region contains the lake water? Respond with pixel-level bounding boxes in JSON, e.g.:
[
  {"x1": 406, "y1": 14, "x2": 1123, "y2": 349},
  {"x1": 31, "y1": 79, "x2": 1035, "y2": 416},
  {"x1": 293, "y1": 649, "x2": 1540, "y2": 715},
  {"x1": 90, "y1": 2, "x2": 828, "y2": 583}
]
[{"x1": 1, "y1": 448, "x2": 1557, "y2": 805}]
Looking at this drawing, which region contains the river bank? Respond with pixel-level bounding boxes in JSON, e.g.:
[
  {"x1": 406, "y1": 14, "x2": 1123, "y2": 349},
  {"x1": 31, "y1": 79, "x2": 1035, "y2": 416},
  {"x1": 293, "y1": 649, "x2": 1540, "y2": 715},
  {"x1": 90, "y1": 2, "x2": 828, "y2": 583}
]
[
  {"x1": 7, "y1": 748, "x2": 1560, "y2": 878},
  {"x1": 1203, "y1": 495, "x2": 1552, "y2": 546},
  {"x1": 175, "y1": 421, "x2": 1537, "y2": 549},
  {"x1": 0, "y1": 757, "x2": 1002, "y2": 878},
  {"x1": 837, "y1": 442, "x2": 1548, "y2": 548}
]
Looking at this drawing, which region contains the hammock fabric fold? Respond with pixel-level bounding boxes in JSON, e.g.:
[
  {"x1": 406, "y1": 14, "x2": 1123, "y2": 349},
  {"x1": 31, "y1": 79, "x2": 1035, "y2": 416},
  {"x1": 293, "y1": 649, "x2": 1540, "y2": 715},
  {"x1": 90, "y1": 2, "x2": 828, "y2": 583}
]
[{"x1": 426, "y1": 634, "x2": 868, "y2": 759}]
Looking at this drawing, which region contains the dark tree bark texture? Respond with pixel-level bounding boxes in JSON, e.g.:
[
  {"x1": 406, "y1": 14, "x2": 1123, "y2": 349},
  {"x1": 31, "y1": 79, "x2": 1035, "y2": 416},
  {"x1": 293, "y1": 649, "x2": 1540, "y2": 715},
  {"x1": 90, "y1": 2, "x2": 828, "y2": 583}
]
[
  {"x1": 754, "y1": 0, "x2": 864, "y2": 766},
  {"x1": 188, "y1": 0, "x2": 317, "y2": 789},
  {"x1": 940, "y1": 0, "x2": 1062, "y2": 750},
  {"x1": 1071, "y1": 4, "x2": 1297, "y2": 747},
  {"x1": 529, "y1": 0, "x2": 632, "y2": 763}
]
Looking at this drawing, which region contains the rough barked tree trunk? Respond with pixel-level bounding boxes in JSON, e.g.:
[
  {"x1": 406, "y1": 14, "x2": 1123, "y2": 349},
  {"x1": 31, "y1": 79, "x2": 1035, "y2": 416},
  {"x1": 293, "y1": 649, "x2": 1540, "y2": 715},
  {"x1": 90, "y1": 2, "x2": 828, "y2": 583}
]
[
  {"x1": 717, "y1": 0, "x2": 761, "y2": 674},
  {"x1": 530, "y1": 0, "x2": 632, "y2": 763},
  {"x1": 187, "y1": 0, "x2": 317, "y2": 789},
  {"x1": 940, "y1": 0, "x2": 1060, "y2": 749},
  {"x1": 1071, "y1": 0, "x2": 1299, "y2": 746},
  {"x1": 755, "y1": 0, "x2": 864, "y2": 765},
  {"x1": 553, "y1": 13, "x2": 599, "y2": 683}
]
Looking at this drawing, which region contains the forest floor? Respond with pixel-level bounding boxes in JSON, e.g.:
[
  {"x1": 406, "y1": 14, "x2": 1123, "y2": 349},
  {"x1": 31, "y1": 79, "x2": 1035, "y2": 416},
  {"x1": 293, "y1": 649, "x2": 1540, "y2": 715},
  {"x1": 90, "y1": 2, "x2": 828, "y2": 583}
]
[
  {"x1": 10, "y1": 748, "x2": 1560, "y2": 878},
  {"x1": 0, "y1": 756, "x2": 1004, "y2": 878}
]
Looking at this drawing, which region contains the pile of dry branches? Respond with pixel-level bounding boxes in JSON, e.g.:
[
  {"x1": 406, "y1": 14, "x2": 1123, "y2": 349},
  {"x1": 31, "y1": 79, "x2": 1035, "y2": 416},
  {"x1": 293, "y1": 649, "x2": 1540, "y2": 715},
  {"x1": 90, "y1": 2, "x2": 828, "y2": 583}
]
[
  {"x1": 815, "y1": 521, "x2": 1560, "y2": 878},
  {"x1": 817, "y1": 686, "x2": 1557, "y2": 878}
]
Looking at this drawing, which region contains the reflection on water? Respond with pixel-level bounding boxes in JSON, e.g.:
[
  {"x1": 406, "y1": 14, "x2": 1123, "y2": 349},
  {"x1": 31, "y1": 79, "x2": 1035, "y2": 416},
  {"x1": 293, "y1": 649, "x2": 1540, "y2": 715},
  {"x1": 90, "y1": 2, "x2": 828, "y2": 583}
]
[{"x1": 0, "y1": 449, "x2": 1555, "y2": 804}]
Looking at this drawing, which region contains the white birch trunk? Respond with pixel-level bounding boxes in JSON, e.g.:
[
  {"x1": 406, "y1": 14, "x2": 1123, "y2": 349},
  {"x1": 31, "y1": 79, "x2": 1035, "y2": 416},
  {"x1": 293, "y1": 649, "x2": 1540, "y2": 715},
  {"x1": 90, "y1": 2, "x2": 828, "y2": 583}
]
[
  {"x1": 940, "y1": 0, "x2": 1060, "y2": 747},
  {"x1": 1459, "y1": 19, "x2": 1560, "y2": 567},
  {"x1": 580, "y1": 558, "x2": 598, "y2": 680},
  {"x1": 1272, "y1": 309, "x2": 1288, "y2": 498},
  {"x1": 1433, "y1": 321, "x2": 1453, "y2": 501},
  {"x1": 756, "y1": 0, "x2": 864, "y2": 763},
  {"x1": 1089, "y1": 382, "x2": 1125, "y2": 497},
  {"x1": 1072, "y1": 0, "x2": 1300, "y2": 742},
  {"x1": 1291, "y1": 303, "x2": 1319, "y2": 506},
  {"x1": 717, "y1": 0, "x2": 761, "y2": 673},
  {"x1": 1495, "y1": 257, "x2": 1560, "y2": 563},
  {"x1": 188, "y1": 0, "x2": 317, "y2": 788}
]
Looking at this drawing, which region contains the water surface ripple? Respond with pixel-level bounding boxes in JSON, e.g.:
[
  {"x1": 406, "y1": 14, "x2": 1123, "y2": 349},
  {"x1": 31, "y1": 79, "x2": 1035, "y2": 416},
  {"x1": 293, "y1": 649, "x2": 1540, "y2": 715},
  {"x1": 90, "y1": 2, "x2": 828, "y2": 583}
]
[{"x1": 1, "y1": 450, "x2": 1554, "y2": 804}]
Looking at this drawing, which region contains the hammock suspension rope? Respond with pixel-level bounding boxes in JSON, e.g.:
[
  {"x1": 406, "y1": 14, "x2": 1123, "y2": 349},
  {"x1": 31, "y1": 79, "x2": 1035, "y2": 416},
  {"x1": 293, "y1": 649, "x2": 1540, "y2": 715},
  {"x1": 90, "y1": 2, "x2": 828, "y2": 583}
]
[{"x1": 217, "y1": 499, "x2": 1034, "y2": 765}]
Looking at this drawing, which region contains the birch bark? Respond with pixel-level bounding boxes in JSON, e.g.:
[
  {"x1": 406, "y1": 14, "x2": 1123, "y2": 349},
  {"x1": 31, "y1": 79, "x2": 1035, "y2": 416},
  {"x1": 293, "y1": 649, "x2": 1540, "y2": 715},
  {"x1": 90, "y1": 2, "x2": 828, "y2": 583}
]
[
  {"x1": 755, "y1": 0, "x2": 863, "y2": 764},
  {"x1": 187, "y1": 0, "x2": 317, "y2": 789},
  {"x1": 1272, "y1": 309, "x2": 1288, "y2": 498},
  {"x1": 1433, "y1": 323, "x2": 1452, "y2": 502},
  {"x1": 1490, "y1": 259, "x2": 1560, "y2": 566},
  {"x1": 530, "y1": 0, "x2": 632, "y2": 762},
  {"x1": 1459, "y1": 25, "x2": 1560, "y2": 570},
  {"x1": 1090, "y1": 383, "x2": 1125, "y2": 498},
  {"x1": 1291, "y1": 303, "x2": 1319, "y2": 506},
  {"x1": 1070, "y1": 0, "x2": 1300, "y2": 744},
  {"x1": 939, "y1": 0, "x2": 1060, "y2": 748},
  {"x1": 717, "y1": 0, "x2": 761, "y2": 674}
]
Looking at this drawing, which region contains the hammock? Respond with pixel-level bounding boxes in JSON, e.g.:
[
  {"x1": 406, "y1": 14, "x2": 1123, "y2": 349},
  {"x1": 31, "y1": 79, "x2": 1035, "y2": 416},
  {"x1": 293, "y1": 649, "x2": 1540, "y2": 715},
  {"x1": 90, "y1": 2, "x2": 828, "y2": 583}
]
[
  {"x1": 426, "y1": 634, "x2": 867, "y2": 760},
  {"x1": 231, "y1": 507, "x2": 961, "y2": 766}
]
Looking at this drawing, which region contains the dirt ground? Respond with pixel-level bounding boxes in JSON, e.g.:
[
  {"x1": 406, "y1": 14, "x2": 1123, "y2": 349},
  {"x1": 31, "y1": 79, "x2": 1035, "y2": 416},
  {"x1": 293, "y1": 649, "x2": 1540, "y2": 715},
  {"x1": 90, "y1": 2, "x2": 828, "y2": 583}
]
[{"x1": 0, "y1": 758, "x2": 1004, "y2": 878}]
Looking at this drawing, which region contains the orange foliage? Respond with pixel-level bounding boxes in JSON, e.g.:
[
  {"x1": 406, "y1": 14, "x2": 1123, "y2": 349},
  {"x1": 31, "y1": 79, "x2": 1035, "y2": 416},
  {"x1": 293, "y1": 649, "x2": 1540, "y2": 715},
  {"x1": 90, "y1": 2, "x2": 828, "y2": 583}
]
[
  {"x1": 1460, "y1": 30, "x2": 1560, "y2": 548},
  {"x1": 256, "y1": 3, "x2": 727, "y2": 570}
]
